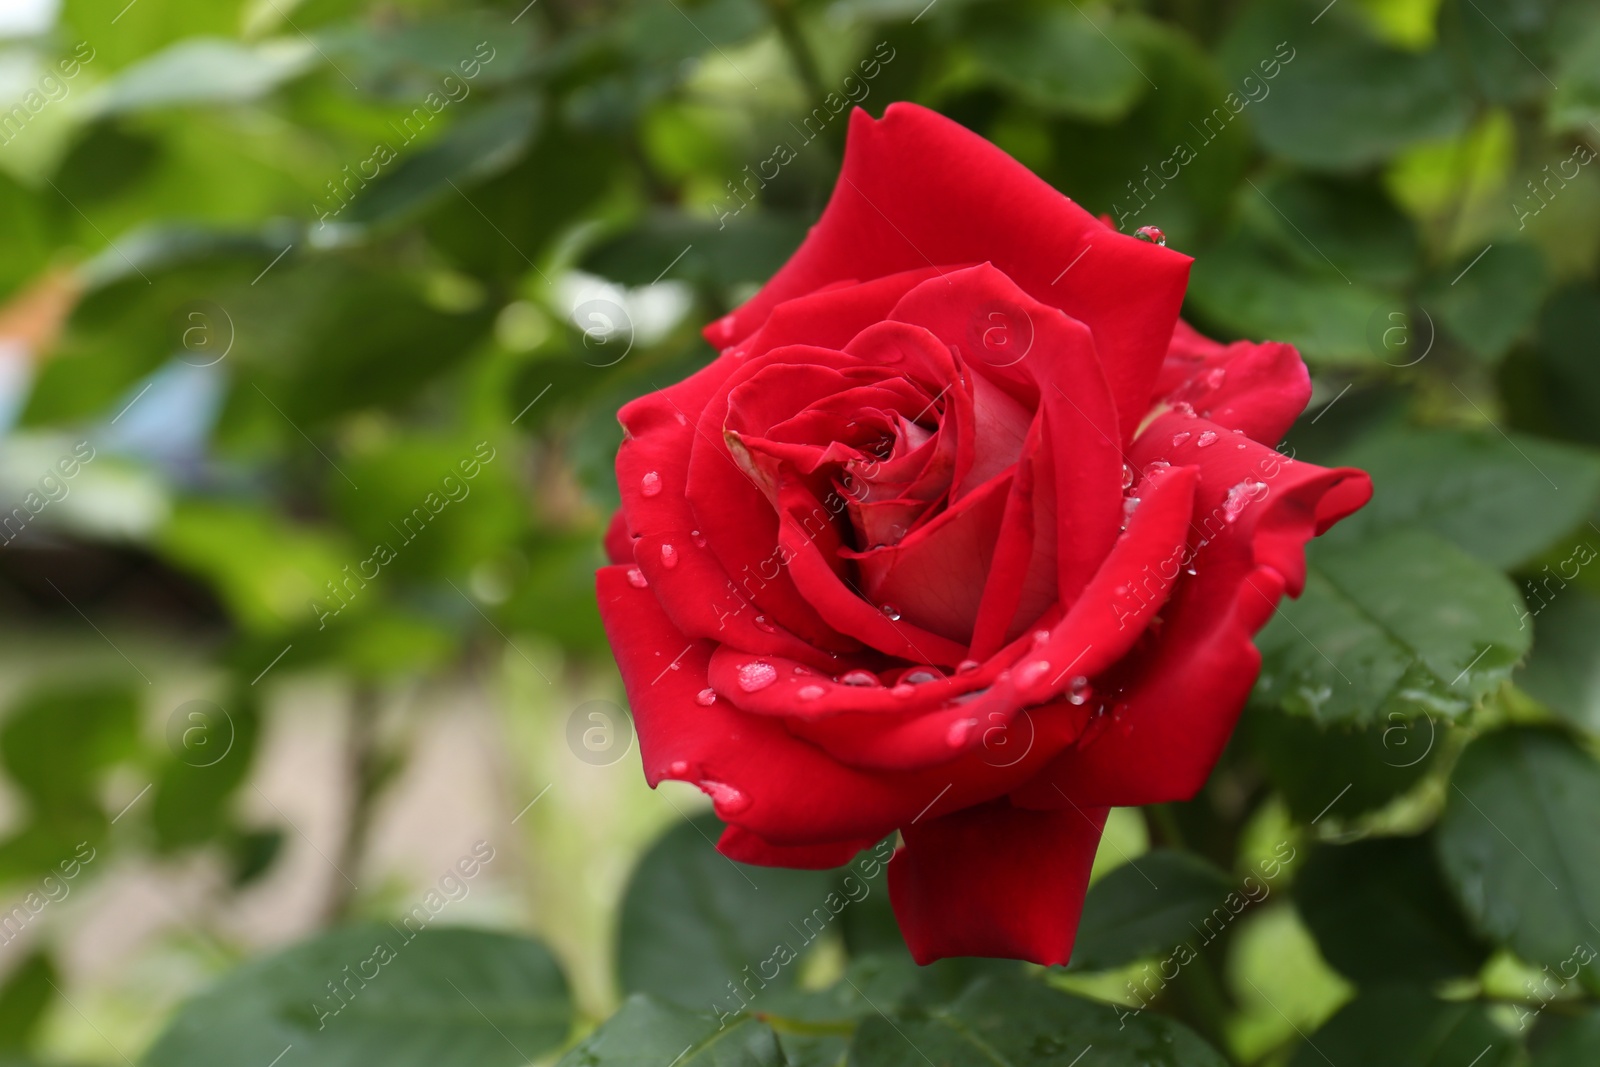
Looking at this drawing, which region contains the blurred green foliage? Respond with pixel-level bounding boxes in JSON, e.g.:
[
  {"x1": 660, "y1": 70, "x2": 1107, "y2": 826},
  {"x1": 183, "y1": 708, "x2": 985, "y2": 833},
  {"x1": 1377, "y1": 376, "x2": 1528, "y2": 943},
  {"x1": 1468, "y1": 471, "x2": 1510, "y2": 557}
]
[{"x1": 0, "y1": 0, "x2": 1598, "y2": 1062}]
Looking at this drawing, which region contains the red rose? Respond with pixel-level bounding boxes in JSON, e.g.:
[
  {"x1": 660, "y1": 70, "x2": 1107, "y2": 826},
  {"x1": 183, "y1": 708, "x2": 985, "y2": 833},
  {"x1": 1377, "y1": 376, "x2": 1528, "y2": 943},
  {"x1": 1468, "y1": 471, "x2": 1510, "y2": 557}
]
[{"x1": 597, "y1": 103, "x2": 1370, "y2": 966}]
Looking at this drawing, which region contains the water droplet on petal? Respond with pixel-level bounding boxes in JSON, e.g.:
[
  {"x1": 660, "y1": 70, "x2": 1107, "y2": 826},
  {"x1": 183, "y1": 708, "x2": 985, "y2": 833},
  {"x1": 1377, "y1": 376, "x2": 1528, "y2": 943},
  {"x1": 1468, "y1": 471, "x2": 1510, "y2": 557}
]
[
  {"x1": 957, "y1": 659, "x2": 981, "y2": 673},
  {"x1": 669, "y1": 760, "x2": 690, "y2": 775},
  {"x1": 904, "y1": 668, "x2": 942, "y2": 684},
  {"x1": 838, "y1": 670, "x2": 879, "y2": 687},
  {"x1": 1122, "y1": 463, "x2": 1135, "y2": 490},
  {"x1": 691, "y1": 529, "x2": 706, "y2": 548},
  {"x1": 660, "y1": 543, "x2": 679, "y2": 568},
  {"x1": 798, "y1": 685, "x2": 825, "y2": 701},
  {"x1": 1067, "y1": 676, "x2": 1092, "y2": 705},
  {"x1": 891, "y1": 683, "x2": 915, "y2": 697},
  {"x1": 1123, "y1": 496, "x2": 1141, "y2": 522},
  {"x1": 1171, "y1": 431, "x2": 1192, "y2": 447},
  {"x1": 626, "y1": 567, "x2": 649, "y2": 588},
  {"x1": 640, "y1": 471, "x2": 662, "y2": 497},
  {"x1": 1223, "y1": 480, "x2": 1268, "y2": 523},
  {"x1": 1135, "y1": 225, "x2": 1167, "y2": 246},
  {"x1": 695, "y1": 688, "x2": 717, "y2": 706},
  {"x1": 946, "y1": 718, "x2": 979, "y2": 748},
  {"x1": 1237, "y1": 442, "x2": 1247, "y2": 449},
  {"x1": 1146, "y1": 460, "x2": 1171, "y2": 475},
  {"x1": 1196, "y1": 431, "x2": 1218, "y2": 448},
  {"x1": 1032, "y1": 630, "x2": 1051, "y2": 648},
  {"x1": 1016, "y1": 660, "x2": 1052, "y2": 687},
  {"x1": 1205, "y1": 367, "x2": 1226, "y2": 389},
  {"x1": 737, "y1": 662, "x2": 778, "y2": 692},
  {"x1": 879, "y1": 603, "x2": 902, "y2": 621},
  {"x1": 699, "y1": 779, "x2": 751, "y2": 814},
  {"x1": 753, "y1": 615, "x2": 776, "y2": 633}
]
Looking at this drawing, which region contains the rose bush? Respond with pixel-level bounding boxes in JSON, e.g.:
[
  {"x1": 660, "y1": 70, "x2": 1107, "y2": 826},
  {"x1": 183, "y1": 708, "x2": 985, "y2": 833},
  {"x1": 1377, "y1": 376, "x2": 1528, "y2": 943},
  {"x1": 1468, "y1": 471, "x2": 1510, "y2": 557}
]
[{"x1": 597, "y1": 102, "x2": 1371, "y2": 966}]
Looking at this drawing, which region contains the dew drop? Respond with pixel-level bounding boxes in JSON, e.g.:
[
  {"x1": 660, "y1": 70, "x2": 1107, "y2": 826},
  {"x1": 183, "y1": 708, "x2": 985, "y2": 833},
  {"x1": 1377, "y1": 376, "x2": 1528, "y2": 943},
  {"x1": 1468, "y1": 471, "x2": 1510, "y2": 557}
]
[
  {"x1": 691, "y1": 529, "x2": 706, "y2": 548},
  {"x1": 879, "y1": 603, "x2": 902, "y2": 621},
  {"x1": 1067, "y1": 675, "x2": 1092, "y2": 705},
  {"x1": 1123, "y1": 496, "x2": 1141, "y2": 522},
  {"x1": 1031, "y1": 630, "x2": 1051, "y2": 648},
  {"x1": 737, "y1": 662, "x2": 778, "y2": 692},
  {"x1": 1223, "y1": 480, "x2": 1268, "y2": 524},
  {"x1": 1135, "y1": 225, "x2": 1167, "y2": 246},
  {"x1": 699, "y1": 779, "x2": 751, "y2": 814},
  {"x1": 753, "y1": 615, "x2": 777, "y2": 633},
  {"x1": 660, "y1": 543, "x2": 679, "y2": 569},
  {"x1": 1196, "y1": 430, "x2": 1219, "y2": 448},
  {"x1": 904, "y1": 668, "x2": 943, "y2": 684},
  {"x1": 669, "y1": 760, "x2": 690, "y2": 776},
  {"x1": 891, "y1": 683, "x2": 916, "y2": 697},
  {"x1": 838, "y1": 670, "x2": 880, "y2": 687},
  {"x1": 957, "y1": 659, "x2": 982, "y2": 673},
  {"x1": 640, "y1": 471, "x2": 662, "y2": 497},
  {"x1": 1171, "y1": 431, "x2": 1192, "y2": 447},
  {"x1": 1016, "y1": 660, "x2": 1052, "y2": 687},
  {"x1": 1121, "y1": 463, "x2": 1135, "y2": 490},
  {"x1": 798, "y1": 685, "x2": 826, "y2": 701},
  {"x1": 695, "y1": 688, "x2": 717, "y2": 706},
  {"x1": 626, "y1": 567, "x2": 649, "y2": 588},
  {"x1": 946, "y1": 718, "x2": 979, "y2": 748},
  {"x1": 1204, "y1": 367, "x2": 1226, "y2": 389}
]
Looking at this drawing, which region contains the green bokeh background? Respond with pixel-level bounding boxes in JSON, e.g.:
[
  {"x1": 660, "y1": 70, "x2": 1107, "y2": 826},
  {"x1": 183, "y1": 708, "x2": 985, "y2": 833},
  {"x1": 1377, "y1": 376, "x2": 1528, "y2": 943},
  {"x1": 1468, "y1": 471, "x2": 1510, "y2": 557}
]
[{"x1": 1, "y1": 0, "x2": 1600, "y2": 1063}]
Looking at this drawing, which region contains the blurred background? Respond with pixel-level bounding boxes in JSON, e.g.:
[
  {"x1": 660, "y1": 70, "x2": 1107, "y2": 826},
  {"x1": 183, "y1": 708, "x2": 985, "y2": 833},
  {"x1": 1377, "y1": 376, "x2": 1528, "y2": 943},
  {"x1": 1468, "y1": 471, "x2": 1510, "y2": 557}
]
[{"x1": 1, "y1": 0, "x2": 1599, "y2": 1063}]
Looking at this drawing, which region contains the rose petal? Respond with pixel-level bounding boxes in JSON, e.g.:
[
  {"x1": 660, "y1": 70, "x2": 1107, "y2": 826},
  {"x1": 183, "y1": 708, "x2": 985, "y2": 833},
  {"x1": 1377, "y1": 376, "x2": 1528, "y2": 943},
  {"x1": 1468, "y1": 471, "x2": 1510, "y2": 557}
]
[
  {"x1": 717, "y1": 825, "x2": 876, "y2": 869},
  {"x1": 1148, "y1": 320, "x2": 1312, "y2": 444},
  {"x1": 888, "y1": 799, "x2": 1106, "y2": 965},
  {"x1": 708, "y1": 103, "x2": 1190, "y2": 440},
  {"x1": 1013, "y1": 417, "x2": 1372, "y2": 808}
]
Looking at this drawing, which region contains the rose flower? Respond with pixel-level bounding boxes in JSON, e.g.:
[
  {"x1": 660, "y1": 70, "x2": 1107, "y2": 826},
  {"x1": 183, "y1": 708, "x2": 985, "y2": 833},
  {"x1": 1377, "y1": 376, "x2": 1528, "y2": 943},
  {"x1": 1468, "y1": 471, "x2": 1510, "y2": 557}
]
[{"x1": 597, "y1": 102, "x2": 1370, "y2": 965}]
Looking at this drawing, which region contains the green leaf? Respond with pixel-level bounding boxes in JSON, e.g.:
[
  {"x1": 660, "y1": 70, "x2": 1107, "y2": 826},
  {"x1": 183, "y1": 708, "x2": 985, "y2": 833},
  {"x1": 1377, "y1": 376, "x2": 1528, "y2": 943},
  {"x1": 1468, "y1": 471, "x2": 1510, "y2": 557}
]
[
  {"x1": 1289, "y1": 988, "x2": 1521, "y2": 1067},
  {"x1": 959, "y1": 2, "x2": 1150, "y2": 122},
  {"x1": 1294, "y1": 834, "x2": 1491, "y2": 984},
  {"x1": 1243, "y1": 708, "x2": 1438, "y2": 822},
  {"x1": 1254, "y1": 528, "x2": 1529, "y2": 725},
  {"x1": 1035, "y1": 19, "x2": 1253, "y2": 249},
  {"x1": 1437, "y1": 727, "x2": 1600, "y2": 966},
  {"x1": 615, "y1": 814, "x2": 839, "y2": 1009},
  {"x1": 555, "y1": 995, "x2": 783, "y2": 1067},
  {"x1": 348, "y1": 95, "x2": 542, "y2": 225},
  {"x1": 1238, "y1": 173, "x2": 1421, "y2": 287},
  {"x1": 849, "y1": 972, "x2": 1228, "y2": 1066},
  {"x1": 1185, "y1": 234, "x2": 1392, "y2": 365},
  {"x1": 1324, "y1": 424, "x2": 1600, "y2": 570},
  {"x1": 1535, "y1": 284, "x2": 1600, "y2": 447},
  {"x1": 1518, "y1": 591, "x2": 1600, "y2": 733},
  {"x1": 152, "y1": 690, "x2": 261, "y2": 850},
  {"x1": 1533, "y1": 1008, "x2": 1600, "y2": 1066},
  {"x1": 140, "y1": 925, "x2": 572, "y2": 1067},
  {"x1": 0, "y1": 953, "x2": 58, "y2": 1051},
  {"x1": 1219, "y1": 0, "x2": 1471, "y2": 169},
  {"x1": 1421, "y1": 242, "x2": 1550, "y2": 363},
  {"x1": 1438, "y1": 0, "x2": 1573, "y2": 106},
  {"x1": 581, "y1": 212, "x2": 809, "y2": 294},
  {"x1": 1068, "y1": 849, "x2": 1233, "y2": 971},
  {"x1": 89, "y1": 38, "x2": 317, "y2": 114},
  {"x1": 1, "y1": 683, "x2": 138, "y2": 821}
]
